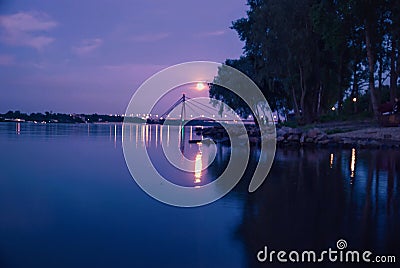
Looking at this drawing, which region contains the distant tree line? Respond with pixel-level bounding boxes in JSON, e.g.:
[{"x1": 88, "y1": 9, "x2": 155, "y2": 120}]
[
  {"x1": 0, "y1": 111, "x2": 124, "y2": 123},
  {"x1": 210, "y1": 0, "x2": 400, "y2": 124}
]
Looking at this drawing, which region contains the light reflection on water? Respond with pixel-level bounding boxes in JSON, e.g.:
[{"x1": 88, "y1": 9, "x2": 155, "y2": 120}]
[
  {"x1": 350, "y1": 147, "x2": 356, "y2": 179},
  {"x1": 194, "y1": 152, "x2": 202, "y2": 181},
  {"x1": 0, "y1": 122, "x2": 399, "y2": 268},
  {"x1": 236, "y1": 147, "x2": 400, "y2": 267}
]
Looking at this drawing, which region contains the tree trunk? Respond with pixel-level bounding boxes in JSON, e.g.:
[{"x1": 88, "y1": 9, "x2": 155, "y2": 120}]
[
  {"x1": 291, "y1": 86, "x2": 300, "y2": 118},
  {"x1": 337, "y1": 52, "x2": 344, "y2": 113},
  {"x1": 287, "y1": 66, "x2": 300, "y2": 118},
  {"x1": 364, "y1": 19, "x2": 380, "y2": 118},
  {"x1": 390, "y1": 39, "x2": 397, "y2": 103},
  {"x1": 317, "y1": 83, "x2": 322, "y2": 116},
  {"x1": 378, "y1": 52, "x2": 383, "y2": 94},
  {"x1": 352, "y1": 65, "x2": 359, "y2": 114},
  {"x1": 299, "y1": 64, "x2": 306, "y2": 121}
]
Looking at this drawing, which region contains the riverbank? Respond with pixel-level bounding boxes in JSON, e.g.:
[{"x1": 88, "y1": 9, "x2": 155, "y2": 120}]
[
  {"x1": 276, "y1": 124, "x2": 400, "y2": 149},
  {"x1": 199, "y1": 120, "x2": 400, "y2": 149}
]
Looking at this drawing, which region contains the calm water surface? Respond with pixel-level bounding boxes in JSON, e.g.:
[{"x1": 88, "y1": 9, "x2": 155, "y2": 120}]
[{"x1": 0, "y1": 122, "x2": 399, "y2": 267}]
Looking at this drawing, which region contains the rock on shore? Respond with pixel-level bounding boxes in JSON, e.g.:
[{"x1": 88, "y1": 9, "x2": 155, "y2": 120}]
[{"x1": 275, "y1": 126, "x2": 400, "y2": 149}]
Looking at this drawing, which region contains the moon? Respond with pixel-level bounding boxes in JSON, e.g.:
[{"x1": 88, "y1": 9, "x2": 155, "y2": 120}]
[{"x1": 196, "y1": 82, "x2": 205, "y2": 91}]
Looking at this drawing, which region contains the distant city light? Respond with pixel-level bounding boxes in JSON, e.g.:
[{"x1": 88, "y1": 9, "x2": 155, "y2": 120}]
[
  {"x1": 352, "y1": 97, "x2": 357, "y2": 102},
  {"x1": 331, "y1": 107, "x2": 336, "y2": 111}
]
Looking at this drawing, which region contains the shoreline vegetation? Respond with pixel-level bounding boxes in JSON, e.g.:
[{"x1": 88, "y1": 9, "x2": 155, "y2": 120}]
[
  {"x1": 0, "y1": 110, "x2": 138, "y2": 124},
  {"x1": 197, "y1": 120, "x2": 400, "y2": 149}
]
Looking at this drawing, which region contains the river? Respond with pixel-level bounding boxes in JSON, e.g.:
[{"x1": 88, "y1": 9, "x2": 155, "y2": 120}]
[{"x1": 0, "y1": 123, "x2": 398, "y2": 267}]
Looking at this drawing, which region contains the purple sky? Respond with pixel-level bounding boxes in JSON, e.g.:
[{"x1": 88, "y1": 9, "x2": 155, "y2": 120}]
[{"x1": 0, "y1": 1, "x2": 246, "y2": 114}]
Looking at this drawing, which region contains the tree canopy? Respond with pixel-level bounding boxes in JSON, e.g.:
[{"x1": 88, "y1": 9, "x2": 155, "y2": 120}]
[{"x1": 210, "y1": 0, "x2": 400, "y2": 123}]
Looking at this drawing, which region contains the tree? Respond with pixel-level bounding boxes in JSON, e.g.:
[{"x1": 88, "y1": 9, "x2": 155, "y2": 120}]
[
  {"x1": 222, "y1": 0, "x2": 343, "y2": 123},
  {"x1": 212, "y1": 0, "x2": 400, "y2": 123}
]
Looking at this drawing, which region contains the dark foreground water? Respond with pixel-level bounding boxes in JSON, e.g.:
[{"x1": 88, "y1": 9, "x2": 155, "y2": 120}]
[{"x1": 0, "y1": 123, "x2": 399, "y2": 267}]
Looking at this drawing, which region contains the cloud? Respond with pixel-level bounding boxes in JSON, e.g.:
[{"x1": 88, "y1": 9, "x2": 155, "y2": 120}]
[
  {"x1": 102, "y1": 63, "x2": 166, "y2": 78},
  {"x1": 72, "y1": 38, "x2": 103, "y2": 55},
  {"x1": 195, "y1": 30, "x2": 225, "y2": 37},
  {"x1": 101, "y1": 63, "x2": 167, "y2": 88},
  {"x1": 16, "y1": 63, "x2": 167, "y2": 89},
  {"x1": 132, "y1": 32, "x2": 170, "y2": 42},
  {"x1": 0, "y1": 11, "x2": 57, "y2": 50},
  {"x1": 0, "y1": 54, "x2": 15, "y2": 65}
]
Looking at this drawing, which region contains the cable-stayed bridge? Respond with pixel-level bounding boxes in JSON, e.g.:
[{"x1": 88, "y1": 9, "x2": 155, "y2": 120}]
[{"x1": 140, "y1": 94, "x2": 255, "y2": 125}]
